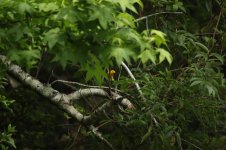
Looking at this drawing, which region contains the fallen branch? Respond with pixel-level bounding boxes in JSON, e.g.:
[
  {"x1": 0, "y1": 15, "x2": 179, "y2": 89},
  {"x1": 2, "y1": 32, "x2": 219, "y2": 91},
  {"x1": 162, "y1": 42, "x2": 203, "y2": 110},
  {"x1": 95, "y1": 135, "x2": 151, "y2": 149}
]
[
  {"x1": 0, "y1": 55, "x2": 134, "y2": 119},
  {"x1": 0, "y1": 55, "x2": 88, "y2": 121},
  {"x1": 0, "y1": 55, "x2": 134, "y2": 149}
]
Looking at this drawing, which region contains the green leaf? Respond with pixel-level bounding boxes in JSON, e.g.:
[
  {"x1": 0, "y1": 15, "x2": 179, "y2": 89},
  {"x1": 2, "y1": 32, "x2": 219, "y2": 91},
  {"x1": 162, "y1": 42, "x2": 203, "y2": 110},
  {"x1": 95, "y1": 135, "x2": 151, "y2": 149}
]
[
  {"x1": 206, "y1": 84, "x2": 216, "y2": 96},
  {"x1": 151, "y1": 29, "x2": 166, "y2": 40},
  {"x1": 84, "y1": 53, "x2": 107, "y2": 84},
  {"x1": 190, "y1": 80, "x2": 203, "y2": 87},
  {"x1": 141, "y1": 126, "x2": 152, "y2": 144},
  {"x1": 116, "y1": 13, "x2": 135, "y2": 28},
  {"x1": 151, "y1": 30, "x2": 167, "y2": 47},
  {"x1": 52, "y1": 50, "x2": 73, "y2": 69},
  {"x1": 43, "y1": 28, "x2": 61, "y2": 49},
  {"x1": 8, "y1": 49, "x2": 41, "y2": 69},
  {"x1": 109, "y1": 47, "x2": 135, "y2": 65},
  {"x1": 88, "y1": 5, "x2": 113, "y2": 29},
  {"x1": 210, "y1": 53, "x2": 224, "y2": 64},
  {"x1": 156, "y1": 48, "x2": 173, "y2": 64},
  {"x1": 115, "y1": 0, "x2": 143, "y2": 13},
  {"x1": 38, "y1": 2, "x2": 59, "y2": 12},
  {"x1": 195, "y1": 42, "x2": 209, "y2": 53},
  {"x1": 138, "y1": 50, "x2": 157, "y2": 64},
  {"x1": 18, "y1": 2, "x2": 32, "y2": 14}
]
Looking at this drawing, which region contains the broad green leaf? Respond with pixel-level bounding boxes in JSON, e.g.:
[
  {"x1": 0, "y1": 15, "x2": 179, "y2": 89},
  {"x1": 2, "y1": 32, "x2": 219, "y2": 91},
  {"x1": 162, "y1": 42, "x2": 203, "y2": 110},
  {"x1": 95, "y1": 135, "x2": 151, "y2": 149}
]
[
  {"x1": 190, "y1": 80, "x2": 203, "y2": 87},
  {"x1": 55, "y1": 8, "x2": 78, "y2": 23},
  {"x1": 195, "y1": 42, "x2": 209, "y2": 53},
  {"x1": 8, "y1": 24, "x2": 31, "y2": 41},
  {"x1": 138, "y1": 50, "x2": 157, "y2": 64},
  {"x1": 116, "y1": 13, "x2": 135, "y2": 28},
  {"x1": 109, "y1": 47, "x2": 135, "y2": 65},
  {"x1": 8, "y1": 49, "x2": 41, "y2": 70},
  {"x1": 38, "y1": 2, "x2": 59, "y2": 12},
  {"x1": 206, "y1": 85, "x2": 216, "y2": 96},
  {"x1": 210, "y1": 53, "x2": 224, "y2": 64},
  {"x1": 111, "y1": 37, "x2": 123, "y2": 46},
  {"x1": 151, "y1": 30, "x2": 167, "y2": 46},
  {"x1": 52, "y1": 50, "x2": 74, "y2": 69},
  {"x1": 84, "y1": 53, "x2": 107, "y2": 84},
  {"x1": 43, "y1": 28, "x2": 61, "y2": 49},
  {"x1": 175, "y1": 132, "x2": 182, "y2": 149},
  {"x1": 156, "y1": 48, "x2": 173, "y2": 64},
  {"x1": 88, "y1": 6, "x2": 113, "y2": 29},
  {"x1": 151, "y1": 29, "x2": 166, "y2": 40},
  {"x1": 18, "y1": 2, "x2": 32, "y2": 14},
  {"x1": 115, "y1": 0, "x2": 143, "y2": 13}
]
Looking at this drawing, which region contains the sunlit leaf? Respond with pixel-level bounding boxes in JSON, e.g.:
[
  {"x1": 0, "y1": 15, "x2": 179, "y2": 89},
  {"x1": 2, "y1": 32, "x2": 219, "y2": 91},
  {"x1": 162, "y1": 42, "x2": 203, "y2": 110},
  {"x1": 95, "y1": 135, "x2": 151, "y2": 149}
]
[
  {"x1": 43, "y1": 28, "x2": 61, "y2": 49},
  {"x1": 18, "y1": 2, "x2": 32, "y2": 14},
  {"x1": 109, "y1": 47, "x2": 135, "y2": 65},
  {"x1": 138, "y1": 49, "x2": 157, "y2": 64},
  {"x1": 156, "y1": 48, "x2": 173, "y2": 64}
]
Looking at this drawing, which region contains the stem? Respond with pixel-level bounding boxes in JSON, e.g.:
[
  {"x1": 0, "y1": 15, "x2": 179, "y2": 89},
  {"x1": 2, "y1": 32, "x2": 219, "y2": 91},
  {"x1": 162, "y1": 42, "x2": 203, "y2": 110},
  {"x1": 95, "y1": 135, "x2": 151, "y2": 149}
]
[
  {"x1": 121, "y1": 62, "x2": 146, "y2": 101},
  {"x1": 135, "y1": 11, "x2": 183, "y2": 22}
]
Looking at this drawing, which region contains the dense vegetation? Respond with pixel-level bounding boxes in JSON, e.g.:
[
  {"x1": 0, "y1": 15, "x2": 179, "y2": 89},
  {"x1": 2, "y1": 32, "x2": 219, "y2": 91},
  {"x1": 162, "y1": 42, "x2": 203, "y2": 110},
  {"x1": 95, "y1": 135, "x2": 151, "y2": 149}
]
[{"x1": 1, "y1": 0, "x2": 226, "y2": 149}]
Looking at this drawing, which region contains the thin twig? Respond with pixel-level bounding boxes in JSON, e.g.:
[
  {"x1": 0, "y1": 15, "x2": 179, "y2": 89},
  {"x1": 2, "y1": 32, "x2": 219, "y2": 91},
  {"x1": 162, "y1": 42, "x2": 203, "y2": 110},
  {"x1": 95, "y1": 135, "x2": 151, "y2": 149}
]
[
  {"x1": 135, "y1": 11, "x2": 183, "y2": 22},
  {"x1": 210, "y1": 10, "x2": 222, "y2": 51},
  {"x1": 121, "y1": 62, "x2": 146, "y2": 101},
  {"x1": 51, "y1": 79, "x2": 121, "y2": 92},
  {"x1": 115, "y1": 65, "x2": 122, "y2": 93},
  {"x1": 89, "y1": 125, "x2": 116, "y2": 150},
  {"x1": 182, "y1": 139, "x2": 202, "y2": 150},
  {"x1": 66, "y1": 124, "x2": 82, "y2": 150}
]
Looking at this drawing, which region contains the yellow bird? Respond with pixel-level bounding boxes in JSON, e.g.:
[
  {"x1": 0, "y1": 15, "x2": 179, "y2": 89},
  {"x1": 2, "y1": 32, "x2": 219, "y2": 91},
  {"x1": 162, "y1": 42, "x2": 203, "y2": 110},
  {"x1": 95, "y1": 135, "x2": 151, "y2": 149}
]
[{"x1": 108, "y1": 69, "x2": 116, "y2": 81}]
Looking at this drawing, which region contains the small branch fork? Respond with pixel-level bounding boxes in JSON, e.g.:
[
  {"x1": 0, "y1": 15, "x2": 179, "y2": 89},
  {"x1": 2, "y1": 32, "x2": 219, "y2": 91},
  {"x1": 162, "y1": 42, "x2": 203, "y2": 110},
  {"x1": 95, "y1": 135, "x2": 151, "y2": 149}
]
[{"x1": 0, "y1": 55, "x2": 134, "y2": 150}]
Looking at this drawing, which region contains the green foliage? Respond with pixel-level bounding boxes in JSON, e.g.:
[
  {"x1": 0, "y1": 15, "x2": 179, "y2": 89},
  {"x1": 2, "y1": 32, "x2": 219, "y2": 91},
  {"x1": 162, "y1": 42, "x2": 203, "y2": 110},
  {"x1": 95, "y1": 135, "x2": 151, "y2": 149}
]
[
  {"x1": 0, "y1": 124, "x2": 16, "y2": 150},
  {"x1": 0, "y1": 0, "x2": 171, "y2": 83},
  {"x1": 0, "y1": 95, "x2": 16, "y2": 149}
]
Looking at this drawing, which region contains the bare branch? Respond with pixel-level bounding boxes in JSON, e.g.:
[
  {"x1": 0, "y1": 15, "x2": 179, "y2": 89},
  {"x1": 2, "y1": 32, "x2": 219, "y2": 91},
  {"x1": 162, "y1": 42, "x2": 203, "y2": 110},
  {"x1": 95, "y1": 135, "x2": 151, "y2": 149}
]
[
  {"x1": 0, "y1": 55, "x2": 134, "y2": 120},
  {"x1": 68, "y1": 88, "x2": 134, "y2": 110},
  {"x1": 121, "y1": 62, "x2": 146, "y2": 101},
  {"x1": 0, "y1": 55, "x2": 87, "y2": 121},
  {"x1": 0, "y1": 55, "x2": 133, "y2": 149},
  {"x1": 68, "y1": 88, "x2": 110, "y2": 100},
  {"x1": 135, "y1": 11, "x2": 183, "y2": 22}
]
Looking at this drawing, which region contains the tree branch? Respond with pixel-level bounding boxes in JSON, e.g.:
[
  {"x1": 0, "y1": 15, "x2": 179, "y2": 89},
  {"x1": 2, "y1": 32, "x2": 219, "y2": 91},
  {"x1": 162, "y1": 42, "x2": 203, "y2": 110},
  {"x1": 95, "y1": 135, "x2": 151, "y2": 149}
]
[
  {"x1": 0, "y1": 55, "x2": 134, "y2": 120},
  {"x1": 0, "y1": 55, "x2": 87, "y2": 121},
  {"x1": 0, "y1": 54, "x2": 135, "y2": 150}
]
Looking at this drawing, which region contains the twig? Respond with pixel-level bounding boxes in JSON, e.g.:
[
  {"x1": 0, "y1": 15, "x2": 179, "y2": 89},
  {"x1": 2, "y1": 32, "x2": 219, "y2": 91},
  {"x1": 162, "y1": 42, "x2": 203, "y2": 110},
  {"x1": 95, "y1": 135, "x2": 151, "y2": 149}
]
[
  {"x1": 66, "y1": 124, "x2": 82, "y2": 150},
  {"x1": 121, "y1": 62, "x2": 146, "y2": 101},
  {"x1": 182, "y1": 139, "x2": 202, "y2": 150},
  {"x1": 86, "y1": 101, "x2": 112, "y2": 119},
  {"x1": 115, "y1": 65, "x2": 122, "y2": 93},
  {"x1": 135, "y1": 11, "x2": 183, "y2": 22},
  {"x1": 89, "y1": 125, "x2": 116, "y2": 150},
  {"x1": 51, "y1": 79, "x2": 121, "y2": 93},
  {"x1": 210, "y1": 10, "x2": 222, "y2": 51},
  {"x1": 195, "y1": 32, "x2": 221, "y2": 36}
]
